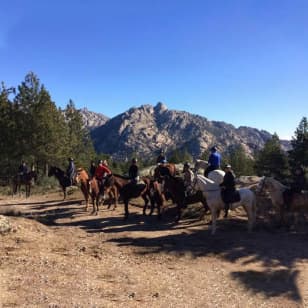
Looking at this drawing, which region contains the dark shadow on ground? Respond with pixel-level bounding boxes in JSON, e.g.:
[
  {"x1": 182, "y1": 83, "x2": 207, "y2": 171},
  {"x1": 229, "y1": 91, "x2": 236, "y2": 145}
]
[{"x1": 231, "y1": 269, "x2": 300, "y2": 301}]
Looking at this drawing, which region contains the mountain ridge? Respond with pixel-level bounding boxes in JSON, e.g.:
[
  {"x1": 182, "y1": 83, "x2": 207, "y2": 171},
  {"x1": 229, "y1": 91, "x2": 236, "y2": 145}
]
[{"x1": 85, "y1": 102, "x2": 290, "y2": 160}]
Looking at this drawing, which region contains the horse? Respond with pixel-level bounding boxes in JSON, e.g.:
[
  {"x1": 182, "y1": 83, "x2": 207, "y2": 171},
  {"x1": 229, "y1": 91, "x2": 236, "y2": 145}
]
[
  {"x1": 257, "y1": 176, "x2": 308, "y2": 226},
  {"x1": 88, "y1": 176, "x2": 102, "y2": 215},
  {"x1": 101, "y1": 174, "x2": 151, "y2": 219},
  {"x1": 153, "y1": 163, "x2": 177, "y2": 180},
  {"x1": 74, "y1": 168, "x2": 90, "y2": 211},
  {"x1": 194, "y1": 159, "x2": 225, "y2": 183},
  {"x1": 12, "y1": 171, "x2": 38, "y2": 198},
  {"x1": 48, "y1": 166, "x2": 72, "y2": 200},
  {"x1": 192, "y1": 174, "x2": 256, "y2": 235},
  {"x1": 161, "y1": 174, "x2": 209, "y2": 222}
]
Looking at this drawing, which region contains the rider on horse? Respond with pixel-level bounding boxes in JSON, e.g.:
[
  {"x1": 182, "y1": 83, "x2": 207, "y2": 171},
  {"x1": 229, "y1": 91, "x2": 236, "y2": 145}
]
[
  {"x1": 94, "y1": 159, "x2": 112, "y2": 190},
  {"x1": 220, "y1": 164, "x2": 236, "y2": 218},
  {"x1": 66, "y1": 157, "x2": 76, "y2": 186},
  {"x1": 128, "y1": 158, "x2": 139, "y2": 185},
  {"x1": 156, "y1": 149, "x2": 167, "y2": 165},
  {"x1": 204, "y1": 146, "x2": 221, "y2": 177},
  {"x1": 18, "y1": 160, "x2": 29, "y2": 180}
]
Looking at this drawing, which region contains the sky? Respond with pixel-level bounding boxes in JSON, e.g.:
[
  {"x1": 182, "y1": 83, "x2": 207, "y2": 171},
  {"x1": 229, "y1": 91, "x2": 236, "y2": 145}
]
[{"x1": 1, "y1": 0, "x2": 307, "y2": 140}]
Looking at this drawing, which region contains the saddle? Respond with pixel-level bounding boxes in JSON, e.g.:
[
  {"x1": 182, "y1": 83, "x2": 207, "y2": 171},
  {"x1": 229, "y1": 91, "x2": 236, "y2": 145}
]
[{"x1": 221, "y1": 190, "x2": 241, "y2": 204}]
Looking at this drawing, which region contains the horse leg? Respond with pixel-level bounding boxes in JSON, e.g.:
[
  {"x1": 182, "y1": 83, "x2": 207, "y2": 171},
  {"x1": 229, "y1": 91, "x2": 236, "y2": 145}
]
[
  {"x1": 85, "y1": 193, "x2": 89, "y2": 211},
  {"x1": 148, "y1": 194, "x2": 155, "y2": 216},
  {"x1": 63, "y1": 187, "x2": 67, "y2": 200},
  {"x1": 175, "y1": 203, "x2": 182, "y2": 223},
  {"x1": 95, "y1": 196, "x2": 100, "y2": 215},
  {"x1": 156, "y1": 197, "x2": 162, "y2": 220},
  {"x1": 211, "y1": 209, "x2": 217, "y2": 235},
  {"x1": 243, "y1": 204, "x2": 254, "y2": 232},
  {"x1": 124, "y1": 199, "x2": 129, "y2": 220},
  {"x1": 113, "y1": 188, "x2": 118, "y2": 210},
  {"x1": 91, "y1": 194, "x2": 96, "y2": 215},
  {"x1": 142, "y1": 195, "x2": 149, "y2": 215}
]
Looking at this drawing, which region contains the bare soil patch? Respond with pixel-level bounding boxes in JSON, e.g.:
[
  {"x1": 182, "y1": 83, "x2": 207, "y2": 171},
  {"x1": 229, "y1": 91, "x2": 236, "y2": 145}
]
[{"x1": 0, "y1": 190, "x2": 308, "y2": 307}]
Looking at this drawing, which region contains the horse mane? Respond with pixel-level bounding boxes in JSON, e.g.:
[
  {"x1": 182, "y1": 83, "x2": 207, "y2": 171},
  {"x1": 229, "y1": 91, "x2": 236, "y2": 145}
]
[
  {"x1": 113, "y1": 173, "x2": 131, "y2": 180},
  {"x1": 266, "y1": 177, "x2": 288, "y2": 190},
  {"x1": 195, "y1": 174, "x2": 220, "y2": 191}
]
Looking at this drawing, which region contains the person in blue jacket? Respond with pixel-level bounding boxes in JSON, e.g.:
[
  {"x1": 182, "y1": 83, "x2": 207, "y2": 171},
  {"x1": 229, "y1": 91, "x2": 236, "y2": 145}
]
[{"x1": 204, "y1": 146, "x2": 221, "y2": 177}]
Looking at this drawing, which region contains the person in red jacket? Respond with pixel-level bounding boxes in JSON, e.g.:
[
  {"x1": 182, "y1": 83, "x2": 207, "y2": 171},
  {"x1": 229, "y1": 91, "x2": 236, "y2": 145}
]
[{"x1": 94, "y1": 160, "x2": 112, "y2": 185}]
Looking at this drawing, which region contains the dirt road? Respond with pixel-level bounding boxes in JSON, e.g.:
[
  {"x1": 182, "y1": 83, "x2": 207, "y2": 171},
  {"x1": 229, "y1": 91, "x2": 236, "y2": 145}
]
[{"x1": 0, "y1": 191, "x2": 307, "y2": 307}]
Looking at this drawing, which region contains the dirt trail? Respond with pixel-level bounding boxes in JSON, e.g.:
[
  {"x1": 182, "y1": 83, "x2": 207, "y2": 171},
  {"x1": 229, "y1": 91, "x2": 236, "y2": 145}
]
[{"x1": 0, "y1": 191, "x2": 308, "y2": 307}]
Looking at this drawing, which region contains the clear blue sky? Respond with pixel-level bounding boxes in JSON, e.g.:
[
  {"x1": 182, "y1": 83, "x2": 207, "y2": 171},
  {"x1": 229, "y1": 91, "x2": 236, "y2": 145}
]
[{"x1": 1, "y1": 0, "x2": 307, "y2": 140}]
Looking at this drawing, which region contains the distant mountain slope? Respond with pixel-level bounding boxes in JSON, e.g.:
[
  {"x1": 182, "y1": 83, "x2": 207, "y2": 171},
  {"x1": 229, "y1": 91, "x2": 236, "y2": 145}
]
[
  {"x1": 91, "y1": 102, "x2": 291, "y2": 160},
  {"x1": 78, "y1": 107, "x2": 109, "y2": 130}
]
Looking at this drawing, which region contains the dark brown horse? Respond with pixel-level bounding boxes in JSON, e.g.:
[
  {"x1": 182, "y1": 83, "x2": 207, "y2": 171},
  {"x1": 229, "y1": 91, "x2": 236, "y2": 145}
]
[
  {"x1": 12, "y1": 171, "x2": 38, "y2": 198},
  {"x1": 162, "y1": 174, "x2": 209, "y2": 222},
  {"x1": 102, "y1": 174, "x2": 151, "y2": 219},
  {"x1": 153, "y1": 163, "x2": 177, "y2": 180},
  {"x1": 48, "y1": 166, "x2": 72, "y2": 200}
]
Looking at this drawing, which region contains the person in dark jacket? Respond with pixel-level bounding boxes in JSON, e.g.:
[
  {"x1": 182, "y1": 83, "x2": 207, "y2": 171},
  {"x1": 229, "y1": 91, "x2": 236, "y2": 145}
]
[
  {"x1": 66, "y1": 157, "x2": 76, "y2": 186},
  {"x1": 18, "y1": 161, "x2": 29, "y2": 180},
  {"x1": 89, "y1": 160, "x2": 96, "y2": 179},
  {"x1": 128, "y1": 158, "x2": 139, "y2": 184},
  {"x1": 156, "y1": 150, "x2": 167, "y2": 164},
  {"x1": 204, "y1": 146, "x2": 221, "y2": 177},
  {"x1": 220, "y1": 164, "x2": 236, "y2": 218}
]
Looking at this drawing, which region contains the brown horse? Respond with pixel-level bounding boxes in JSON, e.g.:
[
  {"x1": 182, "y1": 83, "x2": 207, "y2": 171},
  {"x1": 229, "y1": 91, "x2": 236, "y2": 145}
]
[
  {"x1": 153, "y1": 163, "x2": 177, "y2": 180},
  {"x1": 88, "y1": 177, "x2": 102, "y2": 215},
  {"x1": 12, "y1": 171, "x2": 38, "y2": 198},
  {"x1": 74, "y1": 168, "x2": 90, "y2": 211},
  {"x1": 162, "y1": 174, "x2": 209, "y2": 222},
  {"x1": 102, "y1": 174, "x2": 151, "y2": 219}
]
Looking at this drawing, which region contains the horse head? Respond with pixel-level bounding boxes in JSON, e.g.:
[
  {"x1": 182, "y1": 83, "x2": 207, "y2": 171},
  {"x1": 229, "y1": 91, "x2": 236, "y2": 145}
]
[
  {"x1": 29, "y1": 170, "x2": 38, "y2": 182},
  {"x1": 48, "y1": 166, "x2": 57, "y2": 177},
  {"x1": 74, "y1": 168, "x2": 88, "y2": 184},
  {"x1": 194, "y1": 159, "x2": 208, "y2": 172}
]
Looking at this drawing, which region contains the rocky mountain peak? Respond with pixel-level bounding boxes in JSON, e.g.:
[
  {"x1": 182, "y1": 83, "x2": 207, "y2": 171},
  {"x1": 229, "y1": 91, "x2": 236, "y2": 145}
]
[{"x1": 90, "y1": 102, "x2": 290, "y2": 160}]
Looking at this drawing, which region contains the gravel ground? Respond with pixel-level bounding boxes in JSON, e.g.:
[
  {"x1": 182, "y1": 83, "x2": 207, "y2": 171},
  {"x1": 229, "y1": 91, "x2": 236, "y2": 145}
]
[{"x1": 0, "y1": 191, "x2": 307, "y2": 307}]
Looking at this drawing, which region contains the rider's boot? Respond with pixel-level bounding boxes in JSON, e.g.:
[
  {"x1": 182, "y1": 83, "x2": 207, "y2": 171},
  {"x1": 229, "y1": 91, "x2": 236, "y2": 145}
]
[{"x1": 224, "y1": 203, "x2": 229, "y2": 218}]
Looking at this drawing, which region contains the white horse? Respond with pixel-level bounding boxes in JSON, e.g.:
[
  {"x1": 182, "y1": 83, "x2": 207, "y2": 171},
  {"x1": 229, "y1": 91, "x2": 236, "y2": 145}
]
[
  {"x1": 192, "y1": 173, "x2": 256, "y2": 235},
  {"x1": 257, "y1": 176, "x2": 308, "y2": 225},
  {"x1": 194, "y1": 159, "x2": 225, "y2": 184}
]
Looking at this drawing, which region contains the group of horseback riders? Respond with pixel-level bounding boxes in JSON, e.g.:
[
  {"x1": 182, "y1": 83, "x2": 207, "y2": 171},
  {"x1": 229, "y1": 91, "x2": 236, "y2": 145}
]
[
  {"x1": 181, "y1": 145, "x2": 307, "y2": 216},
  {"x1": 65, "y1": 145, "x2": 306, "y2": 213},
  {"x1": 18, "y1": 144, "x2": 306, "y2": 213}
]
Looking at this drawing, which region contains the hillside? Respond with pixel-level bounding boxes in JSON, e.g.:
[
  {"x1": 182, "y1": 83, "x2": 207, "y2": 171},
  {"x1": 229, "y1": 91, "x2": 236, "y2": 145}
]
[
  {"x1": 79, "y1": 107, "x2": 109, "y2": 130},
  {"x1": 90, "y1": 102, "x2": 290, "y2": 160}
]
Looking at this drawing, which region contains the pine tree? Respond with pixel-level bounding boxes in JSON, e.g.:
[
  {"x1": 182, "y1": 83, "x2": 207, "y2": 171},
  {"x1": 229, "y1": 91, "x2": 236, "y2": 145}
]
[
  {"x1": 13, "y1": 72, "x2": 70, "y2": 172},
  {"x1": 63, "y1": 100, "x2": 96, "y2": 168},
  {"x1": 225, "y1": 145, "x2": 254, "y2": 176},
  {"x1": 254, "y1": 134, "x2": 289, "y2": 180},
  {"x1": 0, "y1": 83, "x2": 17, "y2": 174},
  {"x1": 288, "y1": 117, "x2": 308, "y2": 169}
]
